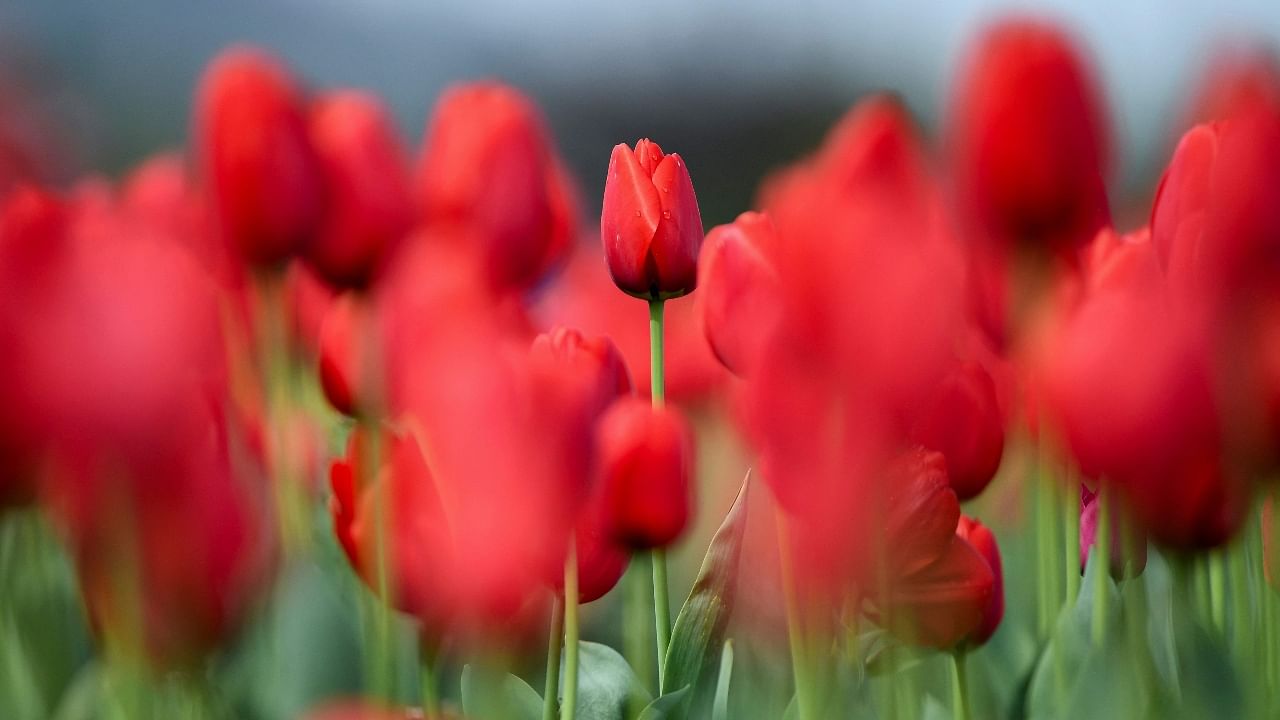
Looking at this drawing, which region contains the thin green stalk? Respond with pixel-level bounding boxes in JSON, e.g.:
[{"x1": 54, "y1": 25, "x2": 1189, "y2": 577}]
[
  {"x1": 1035, "y1": 471, "x2": 1054, "y2": 637},
  {"x1": 421, "y1": 646, "x2": 440, "y2": 717},
  {"x1": 648, "y1": 298, "x2": 672, "y2": 686},
  {"x1": 951, "y1": 652, "x2": 970, "y2": 720},
  {"x1": 1209, "y1": 552, "x2": 1226, "y2": 634},
  {"x1": 777, "y1": 514, "x2": 816, "y2": 720},
  {"x1": 563, "y1": 542, "x2": 581, "y2": 720},
  {"x1": 624, "y1": 555, "x2": 656, "y2": 700},
  {"x1": 1064, "y1": 472, "x2": 1080, "y2": 604},
  {"x1": 543, "y1": 596, "x2": 565, "y2": 720},
  {"x1": 1092, "y1": 489, "x2": 1110, "y2": 647},
  {"x1": 1228, "y1": 540, "x2": 1249, "y2": 663}
]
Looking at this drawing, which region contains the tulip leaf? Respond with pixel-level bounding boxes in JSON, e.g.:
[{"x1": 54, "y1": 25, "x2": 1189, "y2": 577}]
[
  {"x1": 636, "y1": 685, "x2": 691, "y2": 720},
  {"x1": 661, "y1": 473, "x2": 751, "y2": 714},
  {"x1": 460, "y1": 665, "x2": 543, "y2": 720},
  {"x1": 563, "y1": 641, "x2": 649, "y2": 720},
  {"x1": 711, "y1": 640, "x2": 734, "y2": 720}
]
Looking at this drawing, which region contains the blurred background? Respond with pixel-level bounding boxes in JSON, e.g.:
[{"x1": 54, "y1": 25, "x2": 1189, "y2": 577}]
[{"x1": 3, "y1": 0, "x2": 1280, "y2": 228}]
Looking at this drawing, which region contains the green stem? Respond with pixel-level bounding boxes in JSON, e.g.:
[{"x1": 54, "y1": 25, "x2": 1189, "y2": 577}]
[
  {"x1": 777, "y1": 514, "x2": 816, "y2": 720},
  {"x1": 1035, "y1": 470, "x2": 1054, "y2": 637},
  {"x1": 1209, "y1": 552, "x2": 1226, "y2": 634},
  {"x1": 951, "y1": 651, "x2": 970, "y2": 720},
  {"x1": 420, "y1": 649, "x2": 440, "y2": 717},
  {"x1": 623, "y1": 556, "x2": 656, "y2": 699},
  {"x1": 647, "y1": 298, "x2": 672, "y2": 688},
  {"x1": 1092, "y1": 488, "x2": 1110, "y2": 647},
  {"x1": 543, "y1": 596, "x2": 565, "y2": 720},
  {"x1": 1064, "y1": 472, "x2": 1081, "y2": 604},
  {"x1": 563, "y1": 542, "x2": 581, "y2": 720}
]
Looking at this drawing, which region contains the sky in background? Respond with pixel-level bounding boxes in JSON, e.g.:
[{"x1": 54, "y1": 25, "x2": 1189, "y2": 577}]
[{"x1": 2, "y1": 0, "x2": 1279, "y2": 226}]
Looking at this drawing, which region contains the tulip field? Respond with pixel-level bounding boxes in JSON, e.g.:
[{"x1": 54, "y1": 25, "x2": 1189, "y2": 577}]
[{"x1": 4, "y1": 13, "x2": 1280, "y2": 720}]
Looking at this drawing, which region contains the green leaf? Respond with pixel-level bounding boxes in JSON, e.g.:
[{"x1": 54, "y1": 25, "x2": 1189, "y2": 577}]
[
  {"x1": 662, "y1": 474, "x2": 751, "y2": 709},
  {"x1": 564, "y1": 641, "x2": 649, "y2": 720},
  {"x1": 49, "y1": 663, "x2": 102, "y2": 720},
  {"x1": 637, "y1": 686, "x2": 691, "y2": 720},
  {"x1": 711, "y1": 641, "x2": 733, "y2": 720},
  {"x1": 461, "y1": 666, "x2": 543, "y2": 720}
]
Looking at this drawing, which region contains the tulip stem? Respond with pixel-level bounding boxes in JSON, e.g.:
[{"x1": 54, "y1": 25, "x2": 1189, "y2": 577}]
[
  {"x1": 648, "y1": 298, "x2": 673, "y2": 685},
  {"x1": 1064, "y1": 473, "x2": 1080, "y2": 604},
  {"x1": 420, "y1": 646, "x2": 440, "y2": 716},
  {"x1": 543, "y1": 595, "x2": 565, "y2": 720},
  {"x1": 777, "y1": 513, "x2": 816, "y2": 720},
  {"x1": 1092, "y1": 488, "x2": 1110, "y2": 647},
  {"x1": 951, "y1": 651, "x2": 970, "y2": 720},
  {"x1": 563, "y1": 541, "x2": 581, "y2": 720}
]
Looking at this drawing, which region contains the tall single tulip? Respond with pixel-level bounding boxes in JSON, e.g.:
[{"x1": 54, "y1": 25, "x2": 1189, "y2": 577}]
[{"x1": 601, "y1": 139, "x2": 703, "y2": 300}]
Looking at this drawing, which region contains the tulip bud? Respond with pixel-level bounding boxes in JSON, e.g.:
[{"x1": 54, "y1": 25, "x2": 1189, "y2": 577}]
[
  {"x1": 601, "y1": 139, "x2": 703, "y2": 300},
  {"x1": 948, "y1": 20, "x2": 1111, "y2": 256},
  {"x1": 881, "y1": 448, "x2": 961, "y2": 579},
  {"x1": 877, "y1": 534, "x2": 995, "y2": 650},
  {"x1": 195, "y1": 47, "x2": 322, "y2": 266},
  {"x1": 910, "y1": 361, "x2": 1005, "y2": 500},
  {"x1": 417, "y1": 82, "x2": 574, "y2": 292},
  {"x1": 699, "y1": 211, "x2": 781, "y2": 376},
  {"x1": 548, "y1": 506, "x2": 630, "y2": 604},
  {"x1": 306, "y1": 91, "x2": 412, "y2": 288},
  {"x1": 318, "y1": 293, "x2": 374, "y2": 417},
  {"x1": 529, "y1": 326, "x2": 632, "y2": 423},
  {"x1": 597, "y1": 397, "x2": 695, "y2": 549},
  {"x1": 955, "y1": 515, "x2": 1004, "y2": 646}
]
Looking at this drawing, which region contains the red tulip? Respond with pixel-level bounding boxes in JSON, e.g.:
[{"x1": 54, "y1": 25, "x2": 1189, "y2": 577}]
[
  {"x1": 1151, "y1": 118, "x2": 1280, "y2": 308},
  {"x1": 955, "y1": 515, "x2": 1003, "y2": 646},
  {"x1": 195, "y1": 47, "x2": 322, "y2": 266},
  {"x1": 601, "y1": 139, "x2": 703, "y2": 300},
  {"x1": 875, "y1": 534, "x2": 994, "y2": 650},
  {"x1": 597, "y1": 397, "x2": 695, "y2": 549},
  {"x1": 306, "y1": 91, "x2": 412, "y2": 288},
  {"x1": 1079, "y1": 484, "x2": 1147, "y2": 579},
  {"x1": 948, "y1": 19, "x2": 1110, "y2": 257},
  {"x1": 698, "y1": 211, "x2": 781, "y2": 376},
  {"x1": 878, "y1": 448, "x2": 961, "y2": 580},
  {"x1": 318, "y1": 292, "x2": 375, "y2": 417},
  {"x1": 910, "y1": 361, "x2": 1005, "y2": 500},
  {"x1": 417, "y1": 82, "x2": 575, "y2": 292},
  {"x1": 550, "y1": 503, "x2": 631, "y2": 604},
  {"x1": 529, "y1": 326, "x2": 632, "y2": 423},
  {"x1": 1184, "y1": 46, "x2": 1280, "y2": 128}
]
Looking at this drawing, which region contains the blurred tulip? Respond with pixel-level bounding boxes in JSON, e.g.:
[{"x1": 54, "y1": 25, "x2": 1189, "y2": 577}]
[
  {"x1": 601, "y1": 139, "x2": 703, "y2": 300},
  {"x1": 195, "y1": 47, "x2": 322, "y2": 267},
  {"x1": 698, "y1": 211, "x2": 781, "y2": 376},
  {"x1": 306, "y1": 91, "x2": 412, "y2": 288},
  {"x1": 1079, "y1": 484, "x2": 1147, "y2": 580},
  {"x1": 948, "y1": 19, "x2": 1110, "y2": 258},
  {"x1": 955, "y1": 515, "x2": 1004, "y2": 646},
  {"x1": 876, "y1": 534, "x2": 994, "y2": 650},
  {"x1": 597, "y1": 397, "x2": 695, "y2": 549},
  {"x1": 551, "y1": 506, "x2": 631, "y2": 604},
  {"x1": 529, "y1": 326, "x2": 633, "y2": 423},
  {"x1": 910, "y1": 361, "x2": 1005, "y2": 500},
  {"x1": 417, "y1": 82, "x2": 575, "y2": 293},
  {"x1": 1184, "y1": 46, "x2": 1280, "y2": 128},
  {"x1": 319, "y1": 292, "x2": 375, "y2": 417},
  {"x1": 879, "y1": 448, "x2": 961, "y2": 580},
  {"x1": 1151, "y1": 118, "x2": 1280, "y2": 308}
]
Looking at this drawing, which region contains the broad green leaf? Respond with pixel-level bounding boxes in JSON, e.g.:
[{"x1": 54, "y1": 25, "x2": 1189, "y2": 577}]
[
  {"x1": 563, "y1": 641, "x2": 649, "y2": 720},
  {"x1": 662, "y1": 474, "x2": 751, "y2": 710},
  {"x1": 461, "y1": 666, "x2": 543, "y2": 720},
  {"x1": 636, "y1": 685, "x2": 691, "y2": 720}
]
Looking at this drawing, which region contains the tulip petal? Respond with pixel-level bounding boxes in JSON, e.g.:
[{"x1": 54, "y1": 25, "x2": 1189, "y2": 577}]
[
  {"x1": 602, "y1": 143, "x2": 662, "y2": 293},
  {"x1": 651, "y1": 152, "x2": 703, "y2": 296}
]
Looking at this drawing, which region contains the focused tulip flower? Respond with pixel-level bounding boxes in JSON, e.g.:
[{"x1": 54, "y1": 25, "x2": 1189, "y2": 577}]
[
  {"x1": 601, "y1": 139, "x2": 703, "y2": 300},
  {"x1": 910, "y1": 361, "x2": 1005, "y2": 500},
  {"x1": 195, "y1": 47, "x2": 322, "y2": 267},
  {"x1": 955, "y1": 515, "x2": 1003, "y2": 646},
  {"x1": 417, "y1": 82, "x2": 576, "y2": 292},
  {"x1": 1079, "y1": 484, "x2": 1147, "y2": 579},
  {"x1": 306, "y1": 91, "x2": 412, "y2": 288},
  {"x1": 597, "y1": 397, "x2": 695, "y2": 549},
  {"x1": 699, "y1": 211, "x2": 781, "y2": 376},
  {"x1": 948, "y1": 19, "x2": 1111, "y2": 258}
]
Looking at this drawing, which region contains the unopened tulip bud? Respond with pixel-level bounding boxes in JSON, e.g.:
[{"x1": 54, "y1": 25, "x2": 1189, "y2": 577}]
[
  {"x1": 955, "y1": 515, "x2": 1004, "y2": 645},
  {"x1": 699, "y1": 211, "x2": 780, "y2": 376},
  {"x1": 911, "y1": 361, "x2": 1005, "y2": 500},
  {"x1": 601, "y1": 139, "x2": 703, "y2": 300},
  {"x1": 597, "y1": 397, "x2": 695, "y2": 549}
]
